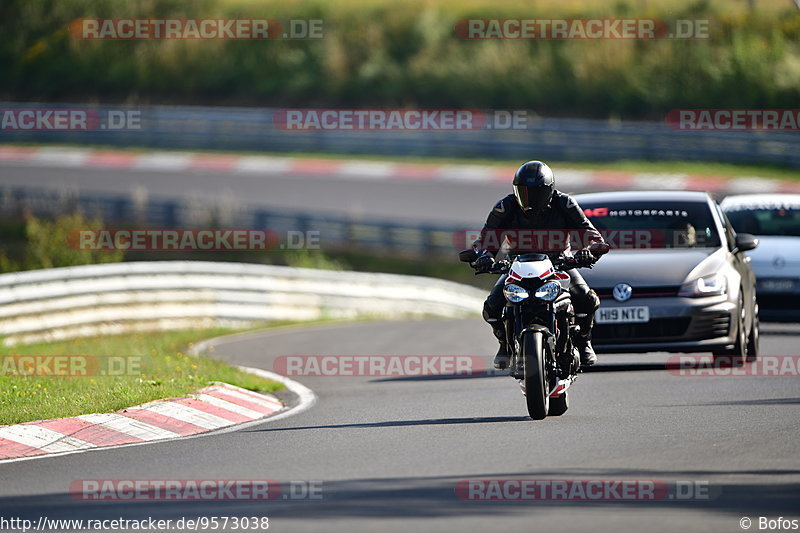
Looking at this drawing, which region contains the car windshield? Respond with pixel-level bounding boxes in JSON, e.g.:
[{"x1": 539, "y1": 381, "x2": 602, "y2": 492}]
[
  {"x1": 724, "y1": 207, "x2": 800, "y2": 237},
  {"x1": 578, "y1": 200, "x2": 721, "y2": 249}
]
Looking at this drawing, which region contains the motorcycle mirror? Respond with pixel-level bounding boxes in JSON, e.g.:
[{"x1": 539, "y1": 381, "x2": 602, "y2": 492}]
[{"x1": 459, "y1": 249, "x2": 479, "y2": 263}]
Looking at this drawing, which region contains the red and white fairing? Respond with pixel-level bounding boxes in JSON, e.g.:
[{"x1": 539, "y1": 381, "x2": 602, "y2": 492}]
[{"x1": 505, "y1": 257, "x2": 570, "y2": 288}]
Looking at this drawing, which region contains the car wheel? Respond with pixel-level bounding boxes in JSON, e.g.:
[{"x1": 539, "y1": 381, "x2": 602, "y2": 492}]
[
  {"x1": 713, "y1": 292, "x2": 747, "y2": 366},
  {"x1": 746, "y1": 302, "x2": 759, "y2": 362}
]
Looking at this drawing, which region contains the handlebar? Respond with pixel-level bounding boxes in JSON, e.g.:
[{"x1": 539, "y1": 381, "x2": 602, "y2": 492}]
[{"x1": 472, "y1": 254, "x2": 595, "y2": 275}]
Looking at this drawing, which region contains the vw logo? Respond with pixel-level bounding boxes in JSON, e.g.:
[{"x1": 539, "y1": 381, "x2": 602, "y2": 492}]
[
  {"x1": 773, "y1": 255, "x2": 786, "y2": 269},
  {"x1": 612, "y1": 283, "x2": 633, "y2": 302}
]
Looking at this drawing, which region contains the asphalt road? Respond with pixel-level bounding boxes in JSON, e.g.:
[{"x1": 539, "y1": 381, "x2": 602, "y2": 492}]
[
  {"x1": 1, "y1": 319, "x2": 799, "y2": 533},
  {"x1": 0, "y1": 163, "x2": 516, "y2": 226}
]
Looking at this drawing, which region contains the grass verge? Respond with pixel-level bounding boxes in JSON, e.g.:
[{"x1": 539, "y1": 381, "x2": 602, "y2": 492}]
[{"x1": 0, "y1": 327, "x2": 285, "y2": 426}]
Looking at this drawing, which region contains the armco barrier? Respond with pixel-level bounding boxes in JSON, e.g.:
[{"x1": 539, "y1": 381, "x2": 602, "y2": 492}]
[
  {"x1": 1, "y1": 102, "x2": 798, "y2": 167},
  {"x1": 0, "y1": 261, "x2": 485, "y2": 346},
  {"x1": 0, "y1": 187, "x2": 463, "y2": 256}
]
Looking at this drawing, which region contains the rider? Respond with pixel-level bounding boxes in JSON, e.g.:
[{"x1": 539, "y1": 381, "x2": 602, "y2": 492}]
[{"x1": 472, "y1": 161, "x2": 607, "y2": 370}]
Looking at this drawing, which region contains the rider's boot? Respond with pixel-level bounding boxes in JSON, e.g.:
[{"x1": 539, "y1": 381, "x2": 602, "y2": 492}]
[
  {"x1": 494, "y1": 343, "x2": 510, "y2": 370},
  {"x1": 489, "y1": 321, "x2": 510, "y2": 370},
  {"x1": 574, "y1": 314, "x2": 598, "y2": 367}
]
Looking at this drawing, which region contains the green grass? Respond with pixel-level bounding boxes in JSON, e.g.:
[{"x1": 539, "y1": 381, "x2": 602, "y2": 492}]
[{"x1": 0, "y1": 327, "x2": 285, "y2": 426}]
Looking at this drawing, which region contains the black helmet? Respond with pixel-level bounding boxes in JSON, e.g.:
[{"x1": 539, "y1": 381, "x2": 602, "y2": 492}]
[{"x1": 513, "y1": 161, "x2": 555, "y2": 213}]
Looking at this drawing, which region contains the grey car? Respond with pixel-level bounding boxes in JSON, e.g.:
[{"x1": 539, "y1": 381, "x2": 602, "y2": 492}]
[{"x1": 574, "y1": 191, "x2": 759, "y2": 360}]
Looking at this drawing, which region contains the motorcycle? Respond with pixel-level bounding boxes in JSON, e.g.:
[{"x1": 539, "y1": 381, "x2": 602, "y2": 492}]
[{"x1": 459, "y1": 246, "x2": 604, "y2": 420}]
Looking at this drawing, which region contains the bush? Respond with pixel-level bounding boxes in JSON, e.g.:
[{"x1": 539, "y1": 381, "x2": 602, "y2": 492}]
[
  {"x1": 0, "y1": 0, "x2": 797, "y2": 119},
  {"x1": 17, "y1": 212, "x2": 124, "y2": 271}
]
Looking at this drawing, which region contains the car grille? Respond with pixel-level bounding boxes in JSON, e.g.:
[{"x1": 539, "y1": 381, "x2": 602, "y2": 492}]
[
  {"x1": 692, "y1": 313, "x2": 731, "y2": 339},
  {"x1": 593, "y1": 318, "x2": 690, "y2": 343},
  {"x1": 595, "y1": 286, "x2": 681, "y2": 299}
]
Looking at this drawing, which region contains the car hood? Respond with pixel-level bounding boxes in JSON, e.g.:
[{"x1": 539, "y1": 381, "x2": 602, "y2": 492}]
[
  {"x1": 581, "y1": 248, "x2": 724, "y2": 288},
  {"x1": 745, "y1": 236, "x2": 800, "y2": 272}
]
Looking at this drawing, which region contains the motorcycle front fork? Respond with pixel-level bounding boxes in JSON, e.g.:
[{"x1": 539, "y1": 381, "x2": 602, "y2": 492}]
[{"x1": 505, "y1": 304, "x2": 578, "y2": 379}]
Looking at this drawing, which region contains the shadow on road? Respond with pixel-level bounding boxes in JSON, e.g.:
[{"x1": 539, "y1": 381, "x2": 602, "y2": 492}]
[
  {"x1": 663, "y1": 397, "x2": 800, "y2": 407},
  {"x1": 2, "y1": 468, "x2": 798, "y2": 523},
  {"x1": 241, "y1": 415, "x2": 531, "y2": 433},
  {"x1": 372, "y1": 358, "x2": 752, "y2": 382}
]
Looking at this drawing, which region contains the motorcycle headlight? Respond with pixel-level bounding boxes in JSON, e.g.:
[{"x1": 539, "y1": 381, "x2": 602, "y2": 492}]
[
  {"x1": 534, "y1": 281, "x2": 561, "y2": 302},
  {"x1": 679, "y1": 273, "x2": 728, "y2": 297},
  {"x1": 503, "y1": 283, "x2": 529, "y2": 303}
]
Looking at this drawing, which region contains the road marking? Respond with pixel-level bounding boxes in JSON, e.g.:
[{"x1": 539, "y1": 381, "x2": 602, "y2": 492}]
[
  {"x1": 631, "y1": 173, "x2": 689, "y2": 190},
  {"x1": 0, "y1": 425, "x2": 94, "y2": 453},
  {"x1": 235, "y1": 156, "x2": 293, "y2": 174},
  {"x1": 211, "y1": 383, "x2": 283, "y2": 409},
  {"x1": 32, "y1": 147, "x2": 91, "y2": 167},
  {"x1": 0, "y1": 379, "x2": 292, "y2": 464},
  {"x1": 78, "y1": 413, "x2": 182, "y2": 441},
  {"x1": 133, "y1": 152, "x2": 192, "y2": 171},
  {"x1": 194, "y1": 394, "x2": 265, "y2": 419},
  {"x1": 728, "y1": 177, "x2": 780, "y2": 194},
  {"x1": 337, "y1": 161, "x2": 395, "y2": 179},
  {"x1": 1, "y1": 146, "x2": 790, "y2": 195},
  {"x1": 437, "y1": 165, "x2": 493, "y2": 182},
  {"x1": 137, "y1": 401, "x2": 234, "y2": 430}
]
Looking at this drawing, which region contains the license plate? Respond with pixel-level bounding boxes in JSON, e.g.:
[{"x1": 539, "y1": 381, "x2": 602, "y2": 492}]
[
  {"x1": 759, "y1": 279, "x2": 796, "y2": 293},
  {"x1": 596, "y1": 306, "x2": 650, "y2": 324}
]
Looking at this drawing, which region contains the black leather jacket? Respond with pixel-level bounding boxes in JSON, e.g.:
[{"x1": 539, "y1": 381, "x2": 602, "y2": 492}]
[{"x1": 474, "y1": 191, "x2": 605, "y2": 257}]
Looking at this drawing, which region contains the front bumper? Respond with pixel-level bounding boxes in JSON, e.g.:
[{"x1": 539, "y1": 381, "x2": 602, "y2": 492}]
[
  {"x1": 754, "y1": 276, "x2": 800, "y2": 308},
  {"x1": 592, "y1": 294, "x2": 737, "y2": 354}
]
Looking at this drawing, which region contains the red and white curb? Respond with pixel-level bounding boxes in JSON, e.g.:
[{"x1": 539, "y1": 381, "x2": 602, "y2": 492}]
[
  {"x1": 1, "y1": 145, "x2": 797, "y2": 194},
  {"x1": 0, "y1": 376, "x2": 308, "y2": 463}
]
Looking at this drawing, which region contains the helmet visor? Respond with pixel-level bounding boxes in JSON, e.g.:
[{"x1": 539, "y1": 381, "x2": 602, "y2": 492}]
[{"x1": 514, "y1": 185, "x2": 552, "y2": 212}]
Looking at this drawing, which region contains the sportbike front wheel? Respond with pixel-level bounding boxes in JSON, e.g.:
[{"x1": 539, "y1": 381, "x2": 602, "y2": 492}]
[{"x1": 522, "y1": 331, "x2": 549, "y2": 420}]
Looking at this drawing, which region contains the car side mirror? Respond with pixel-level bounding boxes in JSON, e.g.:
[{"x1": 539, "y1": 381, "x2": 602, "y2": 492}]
[
  {"x1": 459, "y1": 249, "x2": 479, "y2": 263},
  {"x1": 734, "y1": 233, "x2": 759, "y2": 252}
]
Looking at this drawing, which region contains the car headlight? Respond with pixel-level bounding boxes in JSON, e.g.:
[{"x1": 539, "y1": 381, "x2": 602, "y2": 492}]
[
  {"x1": 534, "y1": 281, "x2": 561, "y2": 302},
  {"x1": 679, "y1": 273, "x2": 728, "y2": 297},
  {"x1": 503, "y1": 283, "x2": 529, "y2": 303}
]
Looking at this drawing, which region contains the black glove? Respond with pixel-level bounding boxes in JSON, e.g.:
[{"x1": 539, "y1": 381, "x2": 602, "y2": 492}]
[
  {"x1": 575, "y1": 249, "x2": 595, "y2": 265},
  {"x1": 474, "y1": 251, "x2": 495, "y2": 272}
]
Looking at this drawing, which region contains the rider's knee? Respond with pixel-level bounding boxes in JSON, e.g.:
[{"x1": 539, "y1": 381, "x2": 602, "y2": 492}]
[
  {"x1": 572, "y1": 287, "x2": 600, "y2": 314},
  {"x1": 586, "y1": 289, "x2": 600, "y2": 311},
  {"x1": 483, "y1": 302, "x2": 501, "y2": 323}
]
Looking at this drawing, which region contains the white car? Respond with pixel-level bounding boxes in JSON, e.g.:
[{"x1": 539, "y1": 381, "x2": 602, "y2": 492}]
[{"x1": 720, "y1": 194, "x2": 800, "y2": 316}]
